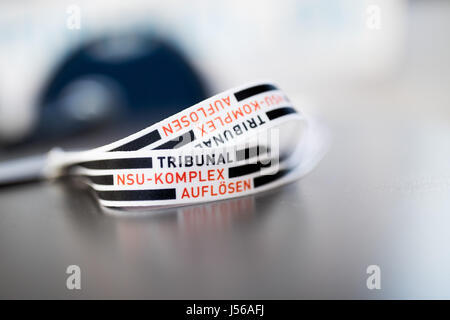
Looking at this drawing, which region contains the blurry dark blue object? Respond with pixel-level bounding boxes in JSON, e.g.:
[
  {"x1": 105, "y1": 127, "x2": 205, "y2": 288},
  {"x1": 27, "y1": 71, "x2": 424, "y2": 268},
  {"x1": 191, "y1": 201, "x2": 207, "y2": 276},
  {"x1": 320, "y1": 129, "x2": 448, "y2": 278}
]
[{"x1": 19, "y1": 34, "x2": 208, "y2": 146}]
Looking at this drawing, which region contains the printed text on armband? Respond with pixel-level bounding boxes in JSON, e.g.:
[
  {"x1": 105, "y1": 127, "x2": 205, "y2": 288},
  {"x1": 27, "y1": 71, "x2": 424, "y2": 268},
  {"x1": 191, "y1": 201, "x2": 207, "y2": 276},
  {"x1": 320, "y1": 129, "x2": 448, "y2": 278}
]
[
  {"x1": 161, "y1": 93, "x2": 286, "y2": 138},
  {"x1": 195, "y1": 115, "x2": 267, "y2": 148},
  {"x1": 155, "y1": 151, "x2": 234, "y2": 169},
  {"x1": 180, "y1": 179, "x2": 251, "y2": 199},
  {"x1": 161, "y1": 96, "x2": 232, "y2": 137},
  {"x1": 115, "y1": 168, "x2": 226, "y2": 186}
]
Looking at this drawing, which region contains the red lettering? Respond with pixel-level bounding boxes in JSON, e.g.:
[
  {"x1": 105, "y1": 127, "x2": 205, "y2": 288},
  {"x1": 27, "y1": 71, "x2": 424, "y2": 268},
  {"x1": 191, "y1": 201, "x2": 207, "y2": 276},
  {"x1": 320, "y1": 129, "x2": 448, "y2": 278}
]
[
  {"x1": 181, "y1": 188, "x2": 190, "y2": 199},
  {"x1": 198, "y1": 124, "x2": 207, "y2": 137},
  {"x1": 173, "y1": 119, "x2": 182, "y2": 132},
  {"x1": 162, "y1": 124, "x2": 173, "y2": 137},
  {"x1": 222, "y1": 96, "x2": 231, "y2": 106},
  {"x1": 206, "y1": 120, "x2": 216, "y2": 132},
  {"x1": 117, "y1": 174, "x2": 126, "y2": 185},
  {"x1": 251, "y1": 101, "x2": 260, "y2": 111},
  {"x1": 180, "y1": 115, "x2": 190, "y2": 127},
  {"x1": 189, "y1": 171, "x2": 197, "y2": 181},
  {"x1": 126, "y1": 174, "x2": 134, "y2": 185},
  {"x1": 207, "y1": 170, "x2": 214, "y2": 181},
  {"x1": 155, "y1": 173, "x2": 163, "y2": 184}
]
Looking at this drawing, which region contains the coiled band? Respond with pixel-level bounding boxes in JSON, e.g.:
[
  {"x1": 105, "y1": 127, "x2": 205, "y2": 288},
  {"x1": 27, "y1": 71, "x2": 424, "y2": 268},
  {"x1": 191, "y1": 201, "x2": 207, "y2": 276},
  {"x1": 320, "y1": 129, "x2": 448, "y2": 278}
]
[{"x1": 44, "y1": 81, "x2": 326, "y2": 209}]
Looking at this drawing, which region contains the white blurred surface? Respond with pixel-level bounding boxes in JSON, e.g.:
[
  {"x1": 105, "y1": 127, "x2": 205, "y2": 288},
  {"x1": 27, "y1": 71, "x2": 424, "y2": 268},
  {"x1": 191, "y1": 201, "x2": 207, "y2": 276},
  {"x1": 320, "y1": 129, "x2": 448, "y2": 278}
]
[{"x1": 0, "y1": 0, "x2": 406, "y2": 141}]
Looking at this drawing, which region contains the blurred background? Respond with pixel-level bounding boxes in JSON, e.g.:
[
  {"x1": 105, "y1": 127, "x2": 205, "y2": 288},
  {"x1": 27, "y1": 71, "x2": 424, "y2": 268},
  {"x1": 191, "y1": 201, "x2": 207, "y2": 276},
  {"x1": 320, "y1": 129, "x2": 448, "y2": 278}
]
[
  {"x1": 0, "y1": 0, "x2": 449, "y2": 299},
  {"x1": 0, "y1": 0, "x2": 409, "y2": 151}
]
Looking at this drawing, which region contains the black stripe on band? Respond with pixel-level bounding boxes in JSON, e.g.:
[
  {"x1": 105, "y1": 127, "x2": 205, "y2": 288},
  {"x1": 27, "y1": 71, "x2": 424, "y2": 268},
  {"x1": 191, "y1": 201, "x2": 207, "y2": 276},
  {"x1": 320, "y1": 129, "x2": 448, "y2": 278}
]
[
  {"x1": 111, "y1": 129, "x2": 161, "y2": 151},
  {"x1": 266, "y1": 107, "x2": 297, "y2": 120},
  {"x1": 235, "y1": 146, "x2": 269, "y2": 161},
  {"x1": 96, "y1": 189, "x2": 176, "y2": 201},
  {"x1": 234, "y1": 84, "x2": 278, "y2": 102},
  {"x1": 84, "y1": 175, "x2": 114, "y2": 185},
  {"x1": 229, "y1": 161, "x2": 273, "y2": 178},
  {"x1": 253, "y1": 169, "x2": 291, "y2": 188},
  {"x1": 153, "y1": 130, "x2": 196, "y2": 150},
  {"x1": 78, "y1": 157, "x2": 153, "y2": 170}
]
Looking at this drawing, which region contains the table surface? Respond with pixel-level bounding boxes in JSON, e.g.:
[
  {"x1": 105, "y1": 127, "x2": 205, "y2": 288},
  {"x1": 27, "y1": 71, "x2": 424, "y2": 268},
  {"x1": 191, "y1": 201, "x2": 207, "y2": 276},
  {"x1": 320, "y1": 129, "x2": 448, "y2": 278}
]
[{"x1": 1, "y1": 2, "x2": 450, "y2": 299}]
